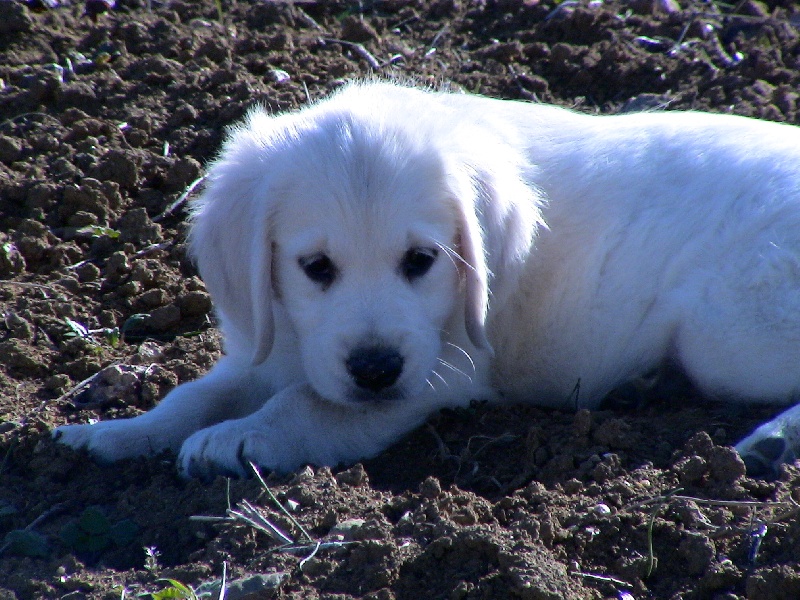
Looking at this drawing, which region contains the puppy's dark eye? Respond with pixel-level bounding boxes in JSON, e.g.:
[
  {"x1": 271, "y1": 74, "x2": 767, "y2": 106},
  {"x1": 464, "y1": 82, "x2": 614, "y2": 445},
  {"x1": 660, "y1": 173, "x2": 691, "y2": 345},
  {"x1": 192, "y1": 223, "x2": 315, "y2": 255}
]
[
  {"x1": 299, "y1": 254, "x2": 336, "y2": 287},
  {"x1": 402, "y1": 247, "x2": 438, "y2": 281}
]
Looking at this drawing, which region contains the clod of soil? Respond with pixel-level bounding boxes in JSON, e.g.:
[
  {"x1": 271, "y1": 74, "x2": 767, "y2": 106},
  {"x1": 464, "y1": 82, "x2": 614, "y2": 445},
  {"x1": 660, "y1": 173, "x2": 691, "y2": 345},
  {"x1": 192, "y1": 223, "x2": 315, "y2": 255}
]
[{"x1": 3, "y1": 1, "x2": 800, "y2": 598}]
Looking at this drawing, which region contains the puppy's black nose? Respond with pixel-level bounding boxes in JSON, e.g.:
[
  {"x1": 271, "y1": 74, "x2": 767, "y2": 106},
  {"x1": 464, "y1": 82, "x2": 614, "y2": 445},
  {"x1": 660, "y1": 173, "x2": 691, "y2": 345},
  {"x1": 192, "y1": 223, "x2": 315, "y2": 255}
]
[{"x1": 346, "y1": 346, "x2": 404, "y2": 392}]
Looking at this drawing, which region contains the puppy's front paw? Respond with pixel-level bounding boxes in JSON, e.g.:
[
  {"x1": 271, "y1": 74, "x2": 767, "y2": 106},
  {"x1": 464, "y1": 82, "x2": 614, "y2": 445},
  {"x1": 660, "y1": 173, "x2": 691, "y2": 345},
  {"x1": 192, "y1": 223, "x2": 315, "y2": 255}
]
[
  {"x1": 178, "y1": 421, "x2": 287, "y2": 481},
  {"x1": 736, "y1": 431, "x2": 796, "y2": 479},
  {"x1": 53, "y1": 423, "x2": 94, "y2": 451},
  {"x1": 735, "y1": 406, "x2": 800, "y2": 479},
  {"x1": 53, "y1": 420, "x2": 160, "y2": 462}
]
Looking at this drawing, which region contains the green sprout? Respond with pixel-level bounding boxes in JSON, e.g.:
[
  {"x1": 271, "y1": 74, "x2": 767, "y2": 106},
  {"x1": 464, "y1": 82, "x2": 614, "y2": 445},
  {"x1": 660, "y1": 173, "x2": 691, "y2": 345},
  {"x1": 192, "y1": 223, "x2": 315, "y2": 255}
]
[{"x1": 60, "y1": 506, "x2": 138, "y2": 555}]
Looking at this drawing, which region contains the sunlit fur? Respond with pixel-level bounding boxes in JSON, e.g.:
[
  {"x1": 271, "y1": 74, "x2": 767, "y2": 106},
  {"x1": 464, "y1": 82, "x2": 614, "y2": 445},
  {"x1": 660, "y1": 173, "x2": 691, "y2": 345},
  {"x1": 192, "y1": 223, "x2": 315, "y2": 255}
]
[{"x1": 55, "y1": 81, "x2": 800, "y2": 478}]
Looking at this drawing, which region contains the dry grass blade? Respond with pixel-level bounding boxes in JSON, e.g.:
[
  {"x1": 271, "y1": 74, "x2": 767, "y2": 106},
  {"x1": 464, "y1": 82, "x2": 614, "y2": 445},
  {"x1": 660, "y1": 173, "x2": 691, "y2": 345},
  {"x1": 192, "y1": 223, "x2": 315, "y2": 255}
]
[
  {"x1": 218, "y1": 561, "x2": 227, "y2": 600},
  {"x1": 227, "y1": 499, "x2": 293, "y2": 546},
  {"x1": 250, "y1": 462, "x2": 314, "y2": 543},
  {"x1": 575, "y1": 572, "x2": 633, "y2": 588},
  {"x1": 154, "y1": 175, "x2": 207, "y2": 222},
  {"x1": 322, "y1": 38, "x2": 381, "y2": 69},
  {"x1": 279, "y1": 540, "x2": 356, "y2": 554},
  {"x1": 298, "y1": 541, "x2": 322, "y2": 570}
]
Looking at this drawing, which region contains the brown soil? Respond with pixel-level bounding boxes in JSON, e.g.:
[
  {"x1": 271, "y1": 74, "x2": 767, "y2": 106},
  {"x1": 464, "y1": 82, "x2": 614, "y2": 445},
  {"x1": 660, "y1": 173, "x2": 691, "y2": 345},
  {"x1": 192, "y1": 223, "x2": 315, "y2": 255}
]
[{"x1": 2, "y1": 1, "x2": 800, "y2": 598}]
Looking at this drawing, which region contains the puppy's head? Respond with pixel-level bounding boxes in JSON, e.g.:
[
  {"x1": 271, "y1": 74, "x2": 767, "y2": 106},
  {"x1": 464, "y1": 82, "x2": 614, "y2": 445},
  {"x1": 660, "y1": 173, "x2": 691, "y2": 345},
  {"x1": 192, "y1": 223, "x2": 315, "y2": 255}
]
[{"x1": 191, "y1": 83, "x2": 541, "y2": 405}]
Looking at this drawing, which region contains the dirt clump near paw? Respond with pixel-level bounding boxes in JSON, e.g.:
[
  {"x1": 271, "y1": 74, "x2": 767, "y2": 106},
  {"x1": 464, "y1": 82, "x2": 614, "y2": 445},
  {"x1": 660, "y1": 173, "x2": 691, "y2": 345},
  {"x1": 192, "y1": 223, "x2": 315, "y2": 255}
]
[{"x1": 3, "y1": 1, "x2": 800, "y2": 598}]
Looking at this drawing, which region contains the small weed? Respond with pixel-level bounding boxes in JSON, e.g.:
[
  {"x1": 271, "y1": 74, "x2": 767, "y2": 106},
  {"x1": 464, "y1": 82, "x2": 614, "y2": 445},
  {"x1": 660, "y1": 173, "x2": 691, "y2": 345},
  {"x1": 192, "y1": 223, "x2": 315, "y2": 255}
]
[
  {"x1": 0, "y1": 502, "x2": 67, "y2": 558},
  {"x1": 60, "y1": 506, "x2": 139, "y2": 555},
  {"x1": 76, "y1": 224, "x2": 121, "y2": 239},
  {"x1": 143, "y1": 545, "x2": 161, "y2": 573},
  {"x1": 64, "y1": 318, "x2": 121, "y2": 348},
  {"x1": 120, "y1": 313, "x2": 150, "y2": 340},
  {"x1": 139, "y1": 579, "x2": 200, "y2": 600},
  {"x1": 1, "y1": 529, "x2": 49, "y2": 558}
]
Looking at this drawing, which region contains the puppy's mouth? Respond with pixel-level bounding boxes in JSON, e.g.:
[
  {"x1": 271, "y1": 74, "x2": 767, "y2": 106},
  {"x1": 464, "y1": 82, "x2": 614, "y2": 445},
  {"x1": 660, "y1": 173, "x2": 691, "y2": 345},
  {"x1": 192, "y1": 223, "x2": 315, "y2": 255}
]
[{"x1": 349, "y1": 386, "x2": 406, "y2": 404}]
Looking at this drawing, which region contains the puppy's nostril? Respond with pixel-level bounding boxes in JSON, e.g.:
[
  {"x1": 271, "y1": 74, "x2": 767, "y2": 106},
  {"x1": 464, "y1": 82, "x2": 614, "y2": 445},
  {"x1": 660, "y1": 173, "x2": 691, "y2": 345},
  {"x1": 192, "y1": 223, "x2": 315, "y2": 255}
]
[{"x1": 346, "y1": 346, "x2": 404, "y2": 392}]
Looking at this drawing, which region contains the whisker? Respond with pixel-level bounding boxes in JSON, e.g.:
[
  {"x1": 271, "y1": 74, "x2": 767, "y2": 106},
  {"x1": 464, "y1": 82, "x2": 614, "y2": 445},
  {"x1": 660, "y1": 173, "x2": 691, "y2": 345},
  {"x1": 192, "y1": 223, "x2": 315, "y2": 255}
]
[
  {"x1": 445, "y1": 341, "x2": 477, "y2": 373},
  {"x1": 436, "y1": 242, "x2": 460, "y2": 270},
  {"x1": 437, "y1": 358, "x2": 473, "y2": 384},
  {"x1": 435, "y1": 241, "x2": 477, "y2": 275},
  {"x1": 431, "y1": 369, "x2": 449, "y2": 388}
]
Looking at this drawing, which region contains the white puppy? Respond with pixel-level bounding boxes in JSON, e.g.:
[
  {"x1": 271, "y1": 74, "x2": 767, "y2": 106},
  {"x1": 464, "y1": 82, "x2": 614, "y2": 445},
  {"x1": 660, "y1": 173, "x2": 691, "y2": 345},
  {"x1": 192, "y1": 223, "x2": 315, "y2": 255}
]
[{"x1": 55, "y1": 81, "x2": 800, "y2": 479}]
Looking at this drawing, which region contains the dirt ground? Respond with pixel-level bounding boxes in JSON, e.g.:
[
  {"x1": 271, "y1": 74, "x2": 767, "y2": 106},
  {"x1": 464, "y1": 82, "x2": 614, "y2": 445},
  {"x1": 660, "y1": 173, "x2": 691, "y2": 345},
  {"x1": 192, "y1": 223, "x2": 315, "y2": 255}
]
[{"x1": 2, "y1": 0, "x2": 800, "y2": 598}]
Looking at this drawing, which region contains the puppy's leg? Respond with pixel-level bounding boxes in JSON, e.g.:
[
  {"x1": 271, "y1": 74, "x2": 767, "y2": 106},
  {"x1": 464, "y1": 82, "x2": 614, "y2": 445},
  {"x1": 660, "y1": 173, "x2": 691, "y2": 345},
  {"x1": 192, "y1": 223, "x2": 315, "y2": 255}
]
[
  {"x1": 670, "y1": 233, "x2": 800, "y2": 476},
  {"x1": 735, "y1": 405, "x2": 800, "y2": 478},
  {"x1": 178, "y1": 383, "x2": 432, "y2": 480},
  {"x1": 54, "y1": 358, "x2": 257, "y2": 462}
]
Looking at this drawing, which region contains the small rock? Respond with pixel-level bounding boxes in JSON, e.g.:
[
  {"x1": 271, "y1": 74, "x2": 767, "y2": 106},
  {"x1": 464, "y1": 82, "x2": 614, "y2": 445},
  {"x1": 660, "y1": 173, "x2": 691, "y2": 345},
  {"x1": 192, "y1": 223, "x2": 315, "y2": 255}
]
[
  {"x1": 336, "y1": 463, "x2": 368, "y2": 487},
  {"x1": 118, "y1": 207, "x2": 162, "y2": 244},
  {"x1": 674, "y1": 455, "x2": 708, "y2": 485},
  {"x1": 746, "y1": 565, "x2": 800, "y2": 600},
  {"x1": 592, "y1": 503, "x2": 611, "y2": 516},
  {"x1": 628, "y1": 0, "x2": 680, "y2": 14},
  {"x1": 420, "y1": 476, "x2": 442, "y2": 499},
  {"x1": 178, "y1": 290, "x2": 212, "y2": 317},
  {"x1": 57, "y1": 80, "x2": 98, "y2": 107},
  {"x1": 0, "y1": 339, "x2": 43, "y2": 374},
  {"x1": 678, "y1": 531, "x2": 715, "y2": 576},
  {"x1": 271, "y1": 69, "x2": 290, "y2": 84},
  {"x1": 24, "y1": 67, "x2": 63, "y2": 103},
  {"x1": 67, "y1": 211, "x2": 98, "y2": 228},
  {"x1": 0, "y1": 135, "x2": 23, "y2": 163},
  {"x1": 340, "y1": 15, "x2": 378, "y2": 43},
  {"x1": 75, "y1": 262, "x2": 100, "y2": 283},
  {"x1": 139, "y1": 288, "x2": 168, "y2": 308},
  {"x1": 165, "y1": 157, "x2": 201, "y2": 190},
  {"x1": 0, "y1": 1, "x2": 34, "y2": 35},
  {"x1": 97, "y1": 310, "x2": 117, "y2": 329},
  {"x1": 90, "y1": 150, "x2": 139, "y2": 189},
  {"x1": 286, "y1": 485, "x2": 317, "y2": 508},
  {"x1": 708, "y1": 446, "x2": 746, "y2": 483},
  {"x1": 3, "y1": 312, "x2": 32, "y2": 340},
  {"x1": 168, "y1": 103, "x2": 199, "y2": 128},
  {"x1": 117, "y1": 280, "x2": 142, "y2": 297},
  {"x1": 700, "y1": 559, "x2": 742, "y2": 593},
  {"x1": 146, "y1": 304, "x2": 181, "y2": 331},
  {"x1": 683, "y1": 431, "x2": 715, "y2": 457},
  {"x1": 329, "y1": 518, "x2": 366, "y2": 540},
  {"x1": 292, "y1": 465, "x2": 315, "y2": 483},
  {"x1": 592, "y1": 418, "x2": 632, "y2": 449},
  {"x1": 0, "y1": 242, "x2": 26, "y2": 276},
  {"x1": 45, "y1": 374, "x2": 71, "y2": 393},
  {"x1": 104, "y1": 251, "x2": 130, "y2": 279},
  {"x1": 572, "y1": 409, "x2": 592, "y2": 437}
]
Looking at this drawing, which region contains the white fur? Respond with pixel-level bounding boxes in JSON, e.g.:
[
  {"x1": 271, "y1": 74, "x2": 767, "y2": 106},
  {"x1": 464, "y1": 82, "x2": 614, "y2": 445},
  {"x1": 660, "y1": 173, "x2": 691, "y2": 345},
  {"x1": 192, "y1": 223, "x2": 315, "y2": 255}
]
[{"x1": 55, "y1": 82, "x2": 800, "y2": 478}]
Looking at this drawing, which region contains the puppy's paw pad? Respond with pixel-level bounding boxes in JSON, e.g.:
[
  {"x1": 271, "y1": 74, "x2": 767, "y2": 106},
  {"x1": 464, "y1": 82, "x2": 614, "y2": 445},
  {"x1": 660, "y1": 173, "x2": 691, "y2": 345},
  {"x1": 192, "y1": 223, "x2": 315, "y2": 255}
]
[
  {"x1": 183, "y1": 455, "x2": 246, "y2": 482},
  {"x1": 738, "y1": 435, "x2": 795, "y2": 479},
  {"x1": 178, "y1": 426, "x2": 273, "y2": 480},
  {"x1": 52, "y1": 423, "x2": 92, "y2": 448},
  {"x1": 751, "y1": 436, "x2": 787, "y2": 462},
  {"x1": 741, "y1": 454, "x2": 772, "y2": 479},
  {"x1": 52, "y1": 421, "x2": 160, "y2": 462}
]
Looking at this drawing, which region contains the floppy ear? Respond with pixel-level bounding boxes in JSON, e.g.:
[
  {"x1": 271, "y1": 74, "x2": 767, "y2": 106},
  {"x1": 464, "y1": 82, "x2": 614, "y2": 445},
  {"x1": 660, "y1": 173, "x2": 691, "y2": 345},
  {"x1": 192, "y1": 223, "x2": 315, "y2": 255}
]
[
  {"x1": 189, "y1": 110, "x2": 277, "y2": 365},
  {"x1": 448, "y1": 156, "x2": 543, "y2": 354},
  {"x1": 247, "y1": 213, "x2": 274, "y2": 365},
  {"x1": 454, "y1": 196, "x2": 492, "y2": 352}
]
